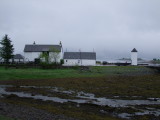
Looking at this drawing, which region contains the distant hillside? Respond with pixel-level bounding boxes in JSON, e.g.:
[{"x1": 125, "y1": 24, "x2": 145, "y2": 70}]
[{"x1": 118, "y1": 58, "x2": 143, "y2": 61}]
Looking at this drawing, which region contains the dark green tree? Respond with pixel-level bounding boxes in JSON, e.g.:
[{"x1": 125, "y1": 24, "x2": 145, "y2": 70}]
[{"x1": 0, "y1": 35, "x2": 14, "y2": 64}]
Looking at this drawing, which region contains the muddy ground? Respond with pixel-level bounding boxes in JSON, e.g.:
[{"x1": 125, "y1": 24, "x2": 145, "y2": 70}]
[
  {"x1": 0, "y1": 101, "x2": 77, "y2": 120},
  {"x1": 0, "y1": 74, "x2": 160, "y2": 120}
]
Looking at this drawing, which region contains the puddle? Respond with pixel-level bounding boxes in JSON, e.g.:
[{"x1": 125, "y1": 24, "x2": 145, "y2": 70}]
[
  {"x1": 113, "y1": 96, "x2": 143, "y2": 99},
  {"x1": 0, "y1": 87, "x2": 92, "y2": 104},
  {"x1": 17, "y1": 86, "x2": 160, "y2": 107},
  {"x1": 0, "y1": 85, "x2": 160, "y2": 119},
  {"x1": 3, "y1": 87, "x2": 159, "y2": 107},
  {"x1": 19, "y1": 86, "x2": 75, "y2": 95},
  {"x1": 117, "y1": 113, "x2": 131, "y2": 119},
  {"x1": 76, "y1": 91, "x2": 160, "y2": 107},
  {"x1": 118, "y1": 109, "x2": 160, "y2": 119},
  {"x1": 51, "y1": 87, "x2": 75, "y2": 95}
]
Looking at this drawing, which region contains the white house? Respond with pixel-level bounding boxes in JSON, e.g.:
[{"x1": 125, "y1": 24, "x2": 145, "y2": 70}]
[
  {"x1": 131, "y1": 48, "x2": 138, "y2": 65},
  {"x1": 13, "y1": 54, "x2": 24, "y2": 63},
  {"x1": 24, "y1": 43, "x2": 63, "y2": 63},
  {"x1": 63, "y1": 52, "x2": 96, "y2": 66}
]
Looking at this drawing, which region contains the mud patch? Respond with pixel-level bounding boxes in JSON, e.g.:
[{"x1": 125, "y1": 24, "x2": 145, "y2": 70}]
[{"x1": 1, "y1": 85, "x2": 160, "y2": 119}]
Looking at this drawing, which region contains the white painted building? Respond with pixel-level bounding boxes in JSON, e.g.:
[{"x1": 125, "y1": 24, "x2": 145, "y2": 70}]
[
  {"x1": 131, "y1": 48, "x2": 138, "y2": 65},
  {"x1": 13, "y1": 54, "x2": 24, "y2": 63},
  {"x1": 63, "y1": 52, "x2": 96, "y2": 66},
  {"x1": 24, "y1": 43, "x2": 63, "y2": 63},
  {"x1": 0, "y1": 54, "x2": 24, "y2": 63}
]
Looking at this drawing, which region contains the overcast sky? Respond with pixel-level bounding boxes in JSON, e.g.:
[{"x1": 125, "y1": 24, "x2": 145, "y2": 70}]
[{"x1": 0, "y1": 0, "x2": 160, "y2": 60}]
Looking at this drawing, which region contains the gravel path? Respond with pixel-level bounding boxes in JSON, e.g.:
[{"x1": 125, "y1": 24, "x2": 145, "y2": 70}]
[{"x1": 0, "y1": 102, "x2": 78, "y2": 120}]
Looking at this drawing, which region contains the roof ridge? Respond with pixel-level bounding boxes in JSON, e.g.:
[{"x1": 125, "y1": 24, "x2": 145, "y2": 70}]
[
  {"x1": 25, "y1": 44, "x2": 60, "y2": 45},
  {"x1": 24, "y1": 44, "x2": 61, "y2": 52},
  {"x1": 64, "y1": 52, "x2": 96, "y2": 53},
  {"x1": 64, "y1": 52, "x2": 96, "y2": 60}
]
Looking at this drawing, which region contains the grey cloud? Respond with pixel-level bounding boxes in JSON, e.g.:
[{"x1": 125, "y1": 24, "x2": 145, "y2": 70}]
[{"x1": 0, "y1": 0, "x2": 160, "y2": 59}]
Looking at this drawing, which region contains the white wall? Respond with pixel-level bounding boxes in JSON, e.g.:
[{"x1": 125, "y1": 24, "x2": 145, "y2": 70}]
[
  {"x1": 1, "y1": 58, "x2": 24, "y2": 63},
  {"x1": 14, "y1": 59, "x2": 24, "y2": 62},
  {"x1": 64, "y1": 59, "x2": 96, "y2": 66},
  {"x1": 49, "y1": 52, "x2": 62, "y2": 63},
  {"x1": 131, "y1": 52, "x2": 138, "y2": 65},
  {"x1": 24, "y1": 52, "x2": 62, "y2": 63},
  {"x1": 24, "y1": 52, "x2": 41, "y2": 62}
]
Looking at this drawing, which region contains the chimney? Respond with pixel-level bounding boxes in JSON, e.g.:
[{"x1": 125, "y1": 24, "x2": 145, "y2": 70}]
[{"x1": 59, "y1": 41, "x2": 62, "y2": 47}]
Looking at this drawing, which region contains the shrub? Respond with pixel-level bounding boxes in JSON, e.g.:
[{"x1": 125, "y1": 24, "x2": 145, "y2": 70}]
[
  {"x1": 60, "y1": 59, "x2": 64, "y2": 65},
  {"x1": 40, "y1": 62, "x2": 61, "y2": 69},
  {"x1": 72, "y1": 65, "x2": 80, "y2": 70}
]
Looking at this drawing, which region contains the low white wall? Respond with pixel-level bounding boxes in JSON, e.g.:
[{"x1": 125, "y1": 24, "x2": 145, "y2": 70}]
[
  {"x1": 8, "y1": 59, "x2": 24, "y2": 63},
  {"x1": 64, "y1": 59, "x2": 96, "y2": 66},
  {"x1": 14, "y1": 59, "x2": 24, "y2": 62}
]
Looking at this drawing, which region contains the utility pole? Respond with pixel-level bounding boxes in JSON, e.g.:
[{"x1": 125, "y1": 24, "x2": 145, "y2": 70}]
[{"x1": 79, "y1": 49, "x2": 82, "y2": 66}]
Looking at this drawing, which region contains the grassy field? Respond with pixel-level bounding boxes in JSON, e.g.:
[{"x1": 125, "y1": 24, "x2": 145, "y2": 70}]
[
  {"x1": 0, "y1": 66, "x2": 155, "y2": 81},
  {"x1": 0, "y1": 115, "x2": 14, "y2": 120}
]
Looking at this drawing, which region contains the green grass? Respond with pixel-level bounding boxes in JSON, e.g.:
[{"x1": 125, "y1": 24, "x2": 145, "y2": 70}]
[
  {"x1": 0, "y1": 115, "x2": 15, "y2": 120},
  {"x1": 0, "y1": 66, "x2": 154, "y2": 81},
  {"x1": 0, "y1": 67, "x2": 100, "y2": 81}
]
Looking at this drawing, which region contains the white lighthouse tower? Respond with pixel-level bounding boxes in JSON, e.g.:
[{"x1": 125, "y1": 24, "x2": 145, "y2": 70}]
[{"x1": 131, "y1": 48, "x2": 138, "y2": 66}]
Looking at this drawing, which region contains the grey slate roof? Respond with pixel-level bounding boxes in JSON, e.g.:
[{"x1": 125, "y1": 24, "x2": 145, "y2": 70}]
[
  {"x1": 24, "y1": 45, "x2": 61, "y2": 52},
  {"x1": 131, "y1": 48, "x2": 138, "y2": 52},
  {"x1": 14, "y1": 54, "x2": 24, "y2": 59},
  {"x1": 64, "y1": 52, "x2": 96, "y2": 60}
]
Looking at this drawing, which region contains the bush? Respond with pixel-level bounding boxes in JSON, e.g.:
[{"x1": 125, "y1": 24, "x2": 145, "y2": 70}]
[
  {"x1": 40, "y1": 62, "x2": 52, "y2": 69},
  {"x1": 96, "y1": 61, "x2": 101, "y2": 64},
  {"x1": 60, "y1": 59, "x2": 64, "y2": 65},
  {"x1": 34, "y1": 58, "x2": 40, "y2": 64},
  {"x1": 72, "y1": 65, "x2": 80, "y2": 70},
  {"x1": 102, "y1": 61, "x2": 108, "y2": 65},
  {"x1": 40, "y1": 62, "x2": 61, "y2": 69}
]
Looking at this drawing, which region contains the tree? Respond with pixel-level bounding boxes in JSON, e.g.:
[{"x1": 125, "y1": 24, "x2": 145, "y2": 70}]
[
  {"x1": 39, "y1": 52, "x2": 50, "y2": 64},
  {"x1": 49, "y1": 47, "x2": 60, "y2": 63},
  {"x1": 39, "y1": 47, "x2": 60, "y2": 64},
  {"x1": 0, "y1": 35, "x2": 14, "y2": 64}
]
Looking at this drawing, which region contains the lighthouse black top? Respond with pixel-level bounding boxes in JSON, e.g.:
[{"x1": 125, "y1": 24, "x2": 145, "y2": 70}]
[{"x1": 131, "y1": 48, "x2": 138, "y2": 52}]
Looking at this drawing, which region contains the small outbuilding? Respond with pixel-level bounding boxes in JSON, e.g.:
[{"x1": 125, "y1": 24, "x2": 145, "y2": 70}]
[
  {"x1": 63, "y1": 52, "x2": 96, "y2": 66},
  {"x1": 13, "y1": 54, "x2": 24, "y2": 63}
]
